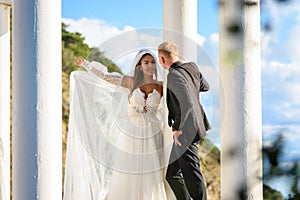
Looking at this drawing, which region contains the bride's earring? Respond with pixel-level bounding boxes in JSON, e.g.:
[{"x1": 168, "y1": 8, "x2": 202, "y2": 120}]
[{"x1": 153, "y1": 74, "x2": 156, "y2": 80}]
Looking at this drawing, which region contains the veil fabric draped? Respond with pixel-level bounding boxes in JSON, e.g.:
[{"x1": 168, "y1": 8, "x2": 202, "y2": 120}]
[{"x1": 63, "y1": 63, "x2": 175, "y2": 199}]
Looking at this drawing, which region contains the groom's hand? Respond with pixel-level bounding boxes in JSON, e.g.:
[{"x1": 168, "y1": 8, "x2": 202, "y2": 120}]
[{"x1": 173, "y1": 130, "x2": 183, "y2": 146}]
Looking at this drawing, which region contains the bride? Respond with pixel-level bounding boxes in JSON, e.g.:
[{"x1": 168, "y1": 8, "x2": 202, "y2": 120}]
[{"x1": 63, "y1": 49, "x2": 175, "y2": 200}]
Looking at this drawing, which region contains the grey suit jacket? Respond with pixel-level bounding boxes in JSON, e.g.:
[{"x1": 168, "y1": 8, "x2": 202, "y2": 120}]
[{"x1": 167, "y1": 61, "x2": 211, "y2": 142}]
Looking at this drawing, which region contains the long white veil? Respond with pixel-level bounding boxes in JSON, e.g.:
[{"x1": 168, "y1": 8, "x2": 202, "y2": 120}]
[{"x1": 63, "y1": 49, "x2": 174, "y2": 200}]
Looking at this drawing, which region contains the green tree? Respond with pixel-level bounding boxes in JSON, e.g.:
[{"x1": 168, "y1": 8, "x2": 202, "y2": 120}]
[
  {"x1": 62, "y1": 23, "x2": 91, "y2": 74},
  {"x1": 263, "y1": 184, "x2": 284, "y2": 200},
  {"x1": 62, "y1": 23, "x2": 122, "y2": 75}
]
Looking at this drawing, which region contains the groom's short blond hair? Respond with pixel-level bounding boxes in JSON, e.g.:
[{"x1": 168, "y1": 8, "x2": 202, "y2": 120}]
[{"x1": 158, "y1": 42, "x2": 178, "y2": 59}]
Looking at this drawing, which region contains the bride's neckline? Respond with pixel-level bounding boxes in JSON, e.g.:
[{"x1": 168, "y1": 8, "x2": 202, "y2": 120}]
[
  {"x1": 137, "y1": 87, "x2": 159, "y2": 99},
  {"x1": 138, "y1": 81, "x2": 162, "y2": 96}
]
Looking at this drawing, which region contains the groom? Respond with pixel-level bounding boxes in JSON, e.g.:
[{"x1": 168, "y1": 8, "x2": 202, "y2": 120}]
[{"x1": 158, "y1": 42, "x2": 211, "y2": 200}]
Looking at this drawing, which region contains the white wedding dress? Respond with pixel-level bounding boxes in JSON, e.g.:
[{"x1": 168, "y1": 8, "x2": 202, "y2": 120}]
[{"x1": 63, "y1": 70, "x2": 175, "y2": 200}]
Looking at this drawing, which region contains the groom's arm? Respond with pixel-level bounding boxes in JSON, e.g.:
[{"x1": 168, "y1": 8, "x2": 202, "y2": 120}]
[
  {"x1": 190, "y1": 62, "x2": 210, "y2": 92},
  {"x1": 199, "y1": 71, "x2": 210, "y2": 92},
  {"x1": 167, "y1": 71, "x2": 193, "y2": 131}
]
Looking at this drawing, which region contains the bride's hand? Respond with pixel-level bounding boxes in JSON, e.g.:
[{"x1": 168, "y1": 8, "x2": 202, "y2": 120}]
[{"x1": 74, "y1": 58, "x2": 85, "y2": 67}]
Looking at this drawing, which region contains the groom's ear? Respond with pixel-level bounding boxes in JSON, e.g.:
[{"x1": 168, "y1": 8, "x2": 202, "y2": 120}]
[{"x1": 160, "y1": 55, "x2": 165, "y2": 64}]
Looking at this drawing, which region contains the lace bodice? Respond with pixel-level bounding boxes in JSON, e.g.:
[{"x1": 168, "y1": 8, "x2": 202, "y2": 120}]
[{"x1": 128, "y1": 88, "x2": 162, "y2": 115}]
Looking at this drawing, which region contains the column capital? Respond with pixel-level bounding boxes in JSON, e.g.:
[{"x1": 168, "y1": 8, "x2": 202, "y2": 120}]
[{"x1": 0, "y1": 0, "x2": 11, "y2": 6}]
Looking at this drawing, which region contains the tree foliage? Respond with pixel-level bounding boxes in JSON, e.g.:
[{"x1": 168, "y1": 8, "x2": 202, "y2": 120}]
[
  {"x1": 62, "y1": 23, "x2": 122, "y2": 75},
  {"x1": 263, "y1": 184, "x2": 284, "y2": 200},
  {"x1": 263, "y1": 133, "x2": 300, "y2": 200},
  {"x1": 62, "y1": 23, "x2": 91, "y2": 74}
]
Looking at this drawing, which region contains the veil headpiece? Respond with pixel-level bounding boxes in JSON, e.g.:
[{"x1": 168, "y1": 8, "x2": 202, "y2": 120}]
[
  {"x1": 132, "y1": 49, "x2": 158, "y2": 68},
  {"x1": 130, "y1": 48, "x2": 163, "y2": 81}
]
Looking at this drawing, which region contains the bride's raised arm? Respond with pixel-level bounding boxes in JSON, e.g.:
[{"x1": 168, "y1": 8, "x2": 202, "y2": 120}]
[{"x1": 75, "y1": 58, "x2": 133, "y2": 89}]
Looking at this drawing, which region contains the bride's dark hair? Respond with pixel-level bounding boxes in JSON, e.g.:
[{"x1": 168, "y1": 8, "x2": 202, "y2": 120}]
[{"x1": 129, "y1": 53, "x2": 158, "y2": 97}]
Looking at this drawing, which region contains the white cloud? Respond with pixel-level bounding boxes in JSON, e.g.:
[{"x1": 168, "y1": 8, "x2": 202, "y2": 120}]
[
  {"x1": 261, "y1": 1, "x2": 300, "y2": 61},
  {"x1": 62, "y1": 18, "x2": 163, "y2": 73},
  {"x1": 196, "y1": 34, "x2": 205, "y2": 46},
  {"x1": 63, "y1": 18, "x2": 134, "y2": 48},
  {"x1": 261, "y1": 32, "x2": 272, "y2": 56},
  {"x1": 262, "y1": 60, "x2": 300, "y2": 124},
  {"x1": 260, "y1": 1, "x2": 300, "y2": 126},
  {"x1": 287, "y1": 24, "x2": 300, "y2": 63},
  {"x1": 201, "y1": 33, "x2": 219, "y2": 68},
  {"x1": 209, "y1": 33, "x2": 219, "y2": 44}
]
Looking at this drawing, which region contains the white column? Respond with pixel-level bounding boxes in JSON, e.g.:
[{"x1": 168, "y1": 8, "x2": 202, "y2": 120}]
[
  {"x1": 12, "y1": 0, "x2": 62, "y2": 199},
  {"x1": 0, "y1": 2, "x2": 11, "y2": 200},
  {"x1": 162, "y1": 0, "x2": 198, "y2": 137},
  {"x1": 162, "y1": 0, "x2": 198, "y2": 61},
  {"x1": 219, "y1": 1, "x2": 262, "y2": 199}
]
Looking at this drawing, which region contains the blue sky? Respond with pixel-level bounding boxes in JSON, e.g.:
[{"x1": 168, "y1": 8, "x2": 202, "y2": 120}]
[
  {"x1": 62, "y1": 0, "x2": 218, "y2": 37},
  {"x1": 62, "y1": 0, "x2": 300, "y2": 197}
]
